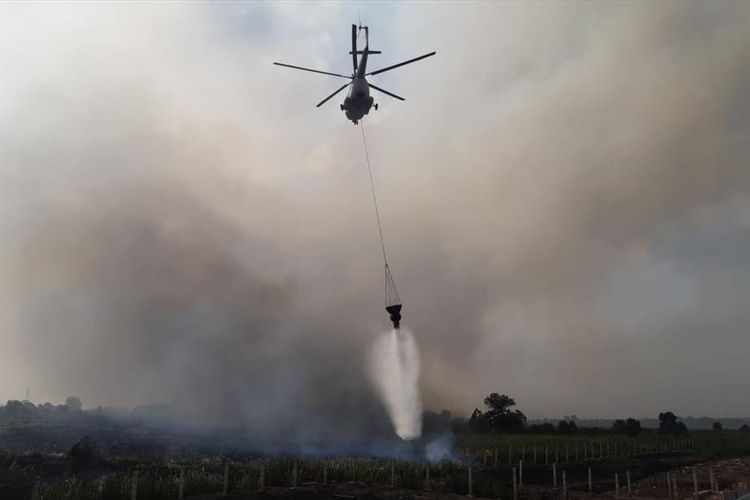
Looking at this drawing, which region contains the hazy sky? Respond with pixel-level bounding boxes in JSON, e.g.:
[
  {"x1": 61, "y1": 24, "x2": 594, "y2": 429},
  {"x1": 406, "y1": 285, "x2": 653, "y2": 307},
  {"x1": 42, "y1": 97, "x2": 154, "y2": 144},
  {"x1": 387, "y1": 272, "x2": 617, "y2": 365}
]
[{"x1": 1, "y1": 1, "x2": 750, "y2": 430}]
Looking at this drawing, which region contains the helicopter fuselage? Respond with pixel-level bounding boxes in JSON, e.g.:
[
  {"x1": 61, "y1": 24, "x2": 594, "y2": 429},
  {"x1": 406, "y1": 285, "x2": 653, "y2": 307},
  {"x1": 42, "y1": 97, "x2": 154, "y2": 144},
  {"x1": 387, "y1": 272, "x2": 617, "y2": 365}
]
[
  {"x1": 342, "y1": 44, "x2": 374, "y2": 124},
  {"x1": 342, "y1": 76, "x2": 373, "y2": 124}
]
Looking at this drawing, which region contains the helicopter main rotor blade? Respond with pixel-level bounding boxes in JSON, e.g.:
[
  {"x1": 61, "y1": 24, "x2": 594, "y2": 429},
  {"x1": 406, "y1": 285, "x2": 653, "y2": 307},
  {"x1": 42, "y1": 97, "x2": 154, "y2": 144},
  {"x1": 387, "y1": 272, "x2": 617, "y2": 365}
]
[
  {"x1": 273, "y1": 62, "x2": 353, "y2": 80},
  {"x1": 366, "y1": 51, "x2": 436, "y2": 76},
  {"x1": 369, "y1": 83, "x2": 405, "y2": 101},
  {"x1": 316, "y1": 82, "x2": 352, "y2": 107}
]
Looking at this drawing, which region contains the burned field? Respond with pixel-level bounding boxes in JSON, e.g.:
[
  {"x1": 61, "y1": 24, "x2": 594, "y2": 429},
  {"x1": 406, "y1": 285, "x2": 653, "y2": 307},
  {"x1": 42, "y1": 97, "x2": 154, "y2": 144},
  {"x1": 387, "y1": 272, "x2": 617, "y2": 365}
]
[{"x1": 3, "y1": 421, "x2": 750, "y2": 499}]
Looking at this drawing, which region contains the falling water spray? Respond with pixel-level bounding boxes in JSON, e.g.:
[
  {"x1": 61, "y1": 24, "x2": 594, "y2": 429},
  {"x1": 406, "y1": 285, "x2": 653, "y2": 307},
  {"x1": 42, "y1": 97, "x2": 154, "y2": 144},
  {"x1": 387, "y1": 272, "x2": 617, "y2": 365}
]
[{"x1": 368, "y1": 327, "x2": 422, "y2": 440}]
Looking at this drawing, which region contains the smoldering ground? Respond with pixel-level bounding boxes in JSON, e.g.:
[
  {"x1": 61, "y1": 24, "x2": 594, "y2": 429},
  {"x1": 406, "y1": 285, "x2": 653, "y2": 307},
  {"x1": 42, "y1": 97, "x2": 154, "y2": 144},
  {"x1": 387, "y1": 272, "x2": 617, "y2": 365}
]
[{"x1": 1, "y1": 0, "x2": 750, "y2": 444}]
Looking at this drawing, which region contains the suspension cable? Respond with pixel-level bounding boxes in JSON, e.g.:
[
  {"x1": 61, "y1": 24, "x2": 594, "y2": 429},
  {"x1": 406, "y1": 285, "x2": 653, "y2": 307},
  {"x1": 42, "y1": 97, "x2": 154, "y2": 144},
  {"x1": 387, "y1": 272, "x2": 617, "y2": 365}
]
[{"x1": 360, "y1": 121, "x2": 388, "y2": 266}]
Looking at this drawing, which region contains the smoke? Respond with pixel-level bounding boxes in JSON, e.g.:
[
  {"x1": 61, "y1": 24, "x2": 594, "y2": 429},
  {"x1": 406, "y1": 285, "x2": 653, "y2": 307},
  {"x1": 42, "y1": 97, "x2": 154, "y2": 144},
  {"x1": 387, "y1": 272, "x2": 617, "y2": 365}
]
[
  {"x1": 1, "y1": 0, "x2": 750, "y2": 431},
  {"x1": 367, "y1": 328, "x2": 422, "y2": 440},
  {"x1": 424, "y1": 434, "x2": 456, "y2": 463}
]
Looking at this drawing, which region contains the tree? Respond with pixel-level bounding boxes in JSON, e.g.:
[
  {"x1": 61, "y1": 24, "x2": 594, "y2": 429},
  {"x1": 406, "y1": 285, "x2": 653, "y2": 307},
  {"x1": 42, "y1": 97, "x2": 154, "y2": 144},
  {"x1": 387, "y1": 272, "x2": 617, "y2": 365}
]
[
  {"x1": 482, "y1": 393, "x2": 526, "y2": 433},
  {"x1": 558, "y1": 420, "x2": 577, "y2": 434},
  {"x1": 658, "y1": 411, "x2": 688, "y2": 434},
  {"x1": 468, "y1": 408, "x2": 490, "y2": 433},
  {"x1": 712, "y1": 421, "x2": 723, "y2": 432},
  {"x1": 739, "y1": 424, "x2": 750, "y2": 433},
  {"x1": 65, "y1": 396, "x2": 82, "y2": 412},
  {"x1": 528, "y1": 423, "x2": 555, "y2": 434},
  {"x1": 612, "y1": 419, "x2": 627, "y2": 434},
  {"x1": 625, "y1": 418, "x2": 641, "y2": 437}
]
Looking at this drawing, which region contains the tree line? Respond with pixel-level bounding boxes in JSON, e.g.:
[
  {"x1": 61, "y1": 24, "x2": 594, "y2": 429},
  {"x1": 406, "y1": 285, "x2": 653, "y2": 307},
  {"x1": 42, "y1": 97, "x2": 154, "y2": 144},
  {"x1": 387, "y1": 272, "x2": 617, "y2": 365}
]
[{"x1": 423, "y1": 393, "x2": 750, "y2": 436}]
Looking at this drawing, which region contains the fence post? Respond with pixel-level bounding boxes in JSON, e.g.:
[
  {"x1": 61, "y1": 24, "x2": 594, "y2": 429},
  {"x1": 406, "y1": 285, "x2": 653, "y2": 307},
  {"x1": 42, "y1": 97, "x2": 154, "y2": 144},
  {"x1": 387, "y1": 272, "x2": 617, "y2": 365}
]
[
  {"x1": 131, "y1": 471, "x2": 138, "y2": 500},
  {"x1": 519, "y1": 460, "x2": 523, "y2": 487},
  {"x1": 615, "y1": 473, "x2": 620, "y2": 499},
  {"x1": 259, "y1": 462, "x2": 265, "y2": 489},
  {"x1": 494, "y1": 448, "x2": 498, "y2": 467},
  {"x1": 667, "y1": 472, "x2": 672, "y2": 499},
  {"x1": 563, "y1": 470, "x2": 567, "y2": 500},
  {"x1": 30, "y1": 481, "x2": 39, "y2": 500},
  {"x1": 692, "y1": 467, "x2": 698, "y2": 495},
  {"x1": 522, "y1": 445, "x2": 526, "y2": 462},
  {"x1": 672, "y1": 474, "x2": 678, "y2": 499},
  {"x1": 512, "y1": 466, "x2": 518, "y2": 500},
  {"x1": 588, "y1": 466, "x2": 592, "y2": 492},
  {"x1": 545, "y1": 446, "x2": 548, "y2": 465},
  {"x1": 709, "y1": 466, "x2": 716, "y2": 491},
  {"x1": 291, "y1": 461, "x2": 297, "y2": 489},
  {"x1": 425, "y1": 463, "x2": 430, "y2": 490},
  {"x1": 553, "y1": 462, "x2": 557, "y2": 488},
  {"x1": 391, "y1": 460, "x2": 395, "y2": 487},
  {"x1": 178, "y1": 468, "x2": 185, "y2": 499},
  {"x1": 224, "y1": 462, "x2": 230, "y2": 494},
  {"x1": 323, "y1": 462, "x2": 327, "y2": 486},
  {"x1": 533, "y1": 446, "x2": 537, "y2": 464},
  {"x1": 468, "y1": 465, "x2": 473, "y2": 497},
  {"x1": 627, "y1": 469, "x2": 631, "y2": 494},
  {"x1": 509, "y1": 444, "x2": 512, "y2": 464}
]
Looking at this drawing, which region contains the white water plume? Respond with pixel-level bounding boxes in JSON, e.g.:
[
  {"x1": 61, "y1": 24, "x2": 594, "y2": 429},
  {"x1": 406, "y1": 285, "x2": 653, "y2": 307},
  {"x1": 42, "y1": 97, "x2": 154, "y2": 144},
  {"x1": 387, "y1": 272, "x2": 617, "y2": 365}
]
[{"x1": 367, "y1": 327, "x2": 422, "y2": 440}]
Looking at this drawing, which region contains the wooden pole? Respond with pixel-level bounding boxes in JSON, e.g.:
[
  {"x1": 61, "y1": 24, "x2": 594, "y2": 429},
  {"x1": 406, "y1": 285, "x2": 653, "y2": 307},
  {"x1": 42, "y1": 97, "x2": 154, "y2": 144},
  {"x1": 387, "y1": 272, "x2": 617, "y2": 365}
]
[
  {"x1": 627, "y1": 469, "x2": 631, "y2": 494},
  {"x1": 391, "y1": 460, "x2": 395, "y2": 487},
  {"x1": 425, "y1": 464, "x2": 430, "y2": 490},
  {"x1": 672, "y1": 474, "x2": 678, "y2": 499},
  {"x1": 224, "y1": 462, "x2": 230, "y2": 495},
  {"x1": 291, "y1": 461, "x2": 296, "y2": 489},
  {"x1": 323, "y1": 462, "x2": 327, "y2": 486},
  {"x1": 692, "y1": 467, "x2": 698, "y2": 495},
  {"x1": 562, "y1": 470, "x2": 567, "y2": 500},
  {"x1": 178, "y1": 468, "x2": 185, "y2": 500},
  {"x1": 494, "y1": 448, "x2": 498, "y2": 467},
  {"x1": 131, "y1": 471, "x2": 138, "y2": 500},
  {"x1": 512, "y1": 466, "x2": 518, "y2": 500},
  {"x1": 709, "y1": 466, "x2": 716, "y2": 491},
  {"x1": 533, "y1": 446, "x2": 537, "y2": 464},
  {"x1": 519, "y1": 460, "x2": 523, "y2": 487},
  {"x1": 468, "y1": 465, "x2": 473, "y2": 497},
  {"x1": 588, "y1": 466, "x2": 592, "y2": 492},
  {"x1": 509, "y1": 444, "x2": 512, "y2": 464},
  {"x1": 615, "y1": 473, "x2": 620, "y2": 499},
  {"x1": 259, "y1": 462, "x2": 265, "y2": 489},
  {"x1": 667, "y1": 472, "x2": 672, "y2": 499},
  {"x1": 553, "y1": 462, "x2": 557, "y2": 488}
]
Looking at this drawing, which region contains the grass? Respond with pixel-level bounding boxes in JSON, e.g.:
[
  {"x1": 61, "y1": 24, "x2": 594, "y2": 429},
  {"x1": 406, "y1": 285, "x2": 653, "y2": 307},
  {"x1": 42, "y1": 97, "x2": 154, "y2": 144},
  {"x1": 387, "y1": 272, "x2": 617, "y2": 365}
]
[{"x1": 27, "y1": 431, "x2": 750, "y2": 499}]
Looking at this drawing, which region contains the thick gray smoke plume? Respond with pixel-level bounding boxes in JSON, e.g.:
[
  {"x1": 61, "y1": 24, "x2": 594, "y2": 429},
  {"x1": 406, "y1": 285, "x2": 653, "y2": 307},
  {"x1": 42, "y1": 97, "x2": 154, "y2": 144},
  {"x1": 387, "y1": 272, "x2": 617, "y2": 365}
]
[{"x1": 1, "y1": 1, "x2": 750, "y2": 434}]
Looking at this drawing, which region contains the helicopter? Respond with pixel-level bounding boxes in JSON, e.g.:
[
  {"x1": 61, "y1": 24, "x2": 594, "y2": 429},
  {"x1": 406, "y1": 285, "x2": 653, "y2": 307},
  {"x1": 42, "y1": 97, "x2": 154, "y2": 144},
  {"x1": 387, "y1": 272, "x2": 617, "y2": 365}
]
[{"x1": 274, "y1": 24, "x2": 436, "y2": 124}]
